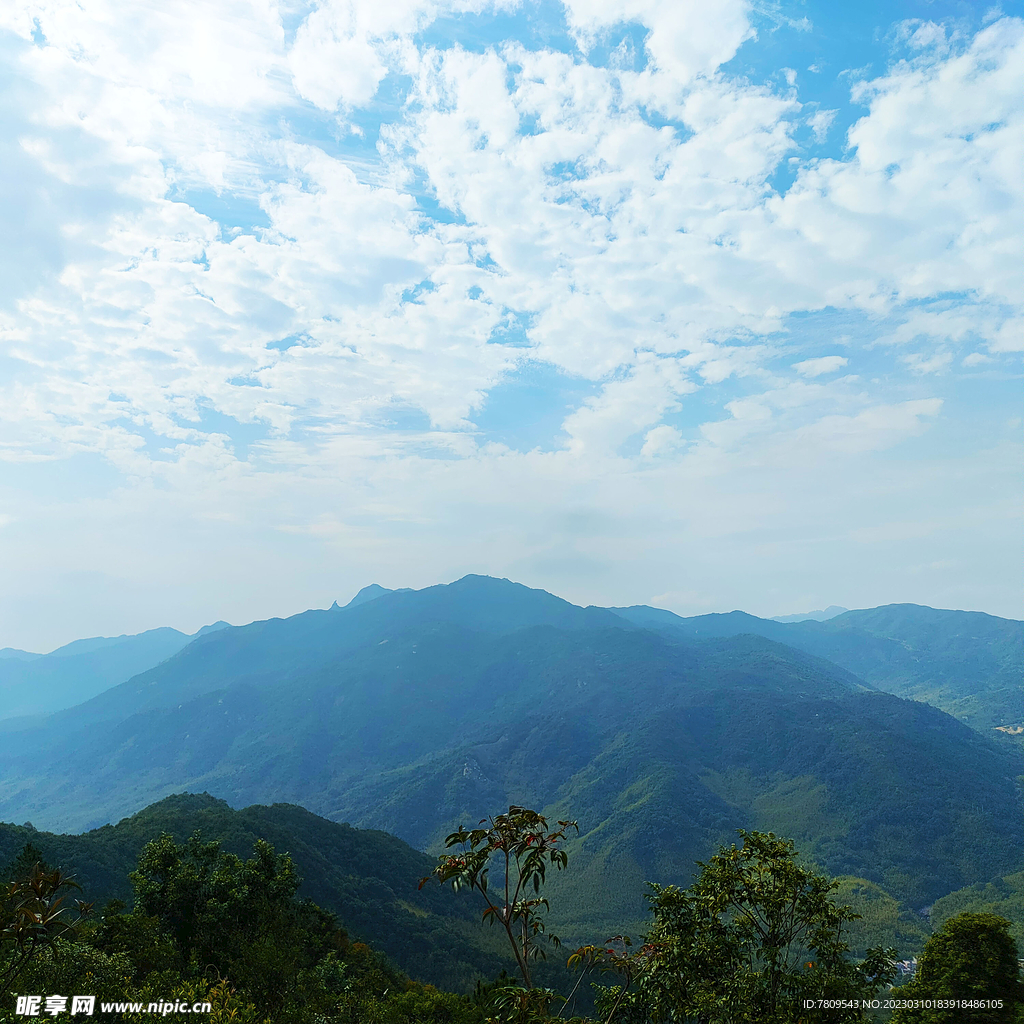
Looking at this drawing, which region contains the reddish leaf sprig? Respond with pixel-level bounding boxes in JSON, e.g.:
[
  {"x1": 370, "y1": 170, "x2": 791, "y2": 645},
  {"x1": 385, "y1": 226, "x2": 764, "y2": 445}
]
[{"x1": 420, "y1": 806, "x2": 578, "y2": 989}]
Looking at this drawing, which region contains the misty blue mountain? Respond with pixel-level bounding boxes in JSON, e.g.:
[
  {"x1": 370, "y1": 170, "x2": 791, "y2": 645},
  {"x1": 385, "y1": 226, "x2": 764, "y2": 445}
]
[{"x1": 0, "y1": 621, "x2": 231, "y2": 721}]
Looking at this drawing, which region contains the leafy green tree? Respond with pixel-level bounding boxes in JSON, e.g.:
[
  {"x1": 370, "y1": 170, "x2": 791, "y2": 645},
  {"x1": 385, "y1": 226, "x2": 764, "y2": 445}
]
[
  {"x1": 83, "y1": 898, "x2": 183, "y2": 981},
  {"x1": 639, "y1": 830, "x2": 897, "y2": 1024},
  {"x1": 421, "y1": 806, "x2": 578, "y2": 991},
  {"x1": 120, "y1": 978, "x2": 270, "y2": 1024},
  {"x1": 330, "y1": 980, "x2": 486, "y2": 1024},
  {"x1": 130, "y1": 832, "x2": 300, "y2": 964},
  {"x1": 13, "y1": 937, "x2": 136, "y2": 1019},
  {"x1": 125, "y1": 832, "x2": 349, "y2": 1017},
  {"x1": 890, "y1": 912, "x2": 1024, "y2": 1023}
]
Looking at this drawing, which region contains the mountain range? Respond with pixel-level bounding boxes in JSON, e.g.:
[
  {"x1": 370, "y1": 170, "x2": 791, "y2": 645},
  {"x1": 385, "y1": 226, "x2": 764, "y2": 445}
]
[{"x1": 0, "y1": 576, "x2": 1020, "y2": 948}]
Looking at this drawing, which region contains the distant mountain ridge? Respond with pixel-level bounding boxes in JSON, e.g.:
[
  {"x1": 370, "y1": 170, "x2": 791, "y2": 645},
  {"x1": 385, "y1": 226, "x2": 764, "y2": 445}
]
[
  {"x1": 11, "y1": 576, "x2": 627, "y2": 734},
  {"x1": 7, "y1": 584, "x2": 1017, "y2": 731},
  {"x1": 613, "y1": 602, "x2": 1023, "y2": 732},
  {"x1": 0, "y1": 648, "x2": 41, "y2": 661},
  {"x1": 0, "y1": 575, "x2": 1020, "y2": 948},
  {"x1": 344, "y1": 583, "x2": 413, "y2": 607},
  {"x1": 0, "y1": 621, "x2": 232, "y2": 721},
  {"x1": 772, "y1": 606, "x2": 848, "y2": 623}
]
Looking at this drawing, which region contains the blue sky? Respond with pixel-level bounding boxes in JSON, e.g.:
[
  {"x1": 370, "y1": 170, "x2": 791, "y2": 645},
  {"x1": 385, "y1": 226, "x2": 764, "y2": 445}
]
[{"x1": 0, "y1": 0, "x2": 1021, "y2": 650}]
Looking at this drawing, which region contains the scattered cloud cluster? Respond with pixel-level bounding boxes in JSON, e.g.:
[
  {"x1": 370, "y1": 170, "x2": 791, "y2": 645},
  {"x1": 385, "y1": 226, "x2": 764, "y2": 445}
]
[{"x1": 0, "y1": 0, "x2": 1020, "y2": 646}]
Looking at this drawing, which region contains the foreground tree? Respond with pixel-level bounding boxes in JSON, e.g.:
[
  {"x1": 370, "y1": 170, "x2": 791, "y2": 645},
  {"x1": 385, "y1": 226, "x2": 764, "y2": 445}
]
[
  {"x1": 638, "y1": 831, "x2": 897, "y2": 1024},
  {"x1": 421, "y1": 806, "x2": 578, "y2": 990},
  {"x1": 126, "y1": 832, "x2": 349, "y2": 1015},
  {"x1": 568, "y1": 935, "x2": 662, "y2": 1024},
  {"x1": 1, "y1": 847, "x2": 92, "y2": 991},
  {"x1": 5, "y1": 834, "x2": 492, "y2": 1024},
  {"x1": 890, "y1": 912, "x2": 1023, "y2": 1024}
]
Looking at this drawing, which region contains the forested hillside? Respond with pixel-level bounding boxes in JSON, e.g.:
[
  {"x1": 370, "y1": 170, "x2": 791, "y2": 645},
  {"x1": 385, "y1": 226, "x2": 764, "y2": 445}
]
[
  {"x1": 931, "y1": 870, "x2": 1024, "y2": 949},
  {"x1": 0, "y1": 793, "x2": 504, "y2": 992}
]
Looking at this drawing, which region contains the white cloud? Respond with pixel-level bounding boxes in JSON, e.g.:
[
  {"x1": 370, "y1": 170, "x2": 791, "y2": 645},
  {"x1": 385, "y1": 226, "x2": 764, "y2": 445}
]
[
  {"x1": 990, "y1": 317, "x2": 1024, "y2": 353},
  {"x1": 641, "y1": 423, "x2": 683, "y2": 457},
  {"x1": 799, "y1": 397, "x2": 943, "y2": 453},
  {"x1": 807, "y1": 108, "x2": 836, "y2": 142},
  {"x1": 895, "y1": 19, "x2": 952, "y2": 55},
  {"x1": 289, "y1": 1, "x2": 391, "y2": 111},
  {"x1": 901, "y1": 350, "x2": 953, "y2": 374},
  {"x1": 561, "y1": 0, "x2": 754, "y2": 85},
  {"x1": 562, "y1": 355, "x2": 695, "y2": 454},
  {"x1": 962, "y1": 351, "x2": 991, "y2": 366},
  {"x1": 792, "y1": 355, "x2": 848, "y2": 377},
  {"x1": 0, "y1": 2, "x2": 1020, "y2": 643},
  {"x1": 289, "y1": 0, "x2": 517, "y2": 111},
  {"x1": 10, "y1": 4, "x2": 1017, "y2": 474},
  {"x1": 768, "y1": 18, "x2": 1024, "y2": 313}
]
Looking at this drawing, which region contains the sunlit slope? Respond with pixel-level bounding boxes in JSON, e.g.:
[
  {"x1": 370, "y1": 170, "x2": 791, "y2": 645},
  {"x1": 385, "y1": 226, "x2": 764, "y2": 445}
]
[{"x1": 487, "y1": 683, "x2": 1020, "y2": 940}]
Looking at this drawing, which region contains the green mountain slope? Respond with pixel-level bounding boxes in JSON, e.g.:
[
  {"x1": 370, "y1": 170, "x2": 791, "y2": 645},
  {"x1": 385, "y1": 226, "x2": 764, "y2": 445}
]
[
  {"x1": 0, "y1": 792, "x2": 504, "y2": 992},
  {"x1": 0, "y1": 621, "x2": 869, "y2": 832},
  {"x1": 810, "y1": 605, "x2": 1024, "y2": 730},
  {"x1": 421, "y1": 681, "x2": 1020, "y2": 939}
]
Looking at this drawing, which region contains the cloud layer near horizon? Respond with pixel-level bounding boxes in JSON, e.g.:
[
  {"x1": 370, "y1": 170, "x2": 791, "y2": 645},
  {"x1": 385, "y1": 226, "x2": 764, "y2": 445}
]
[{"x1": 0, "y1": 0, "x2": 1020, "y2": 649}]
